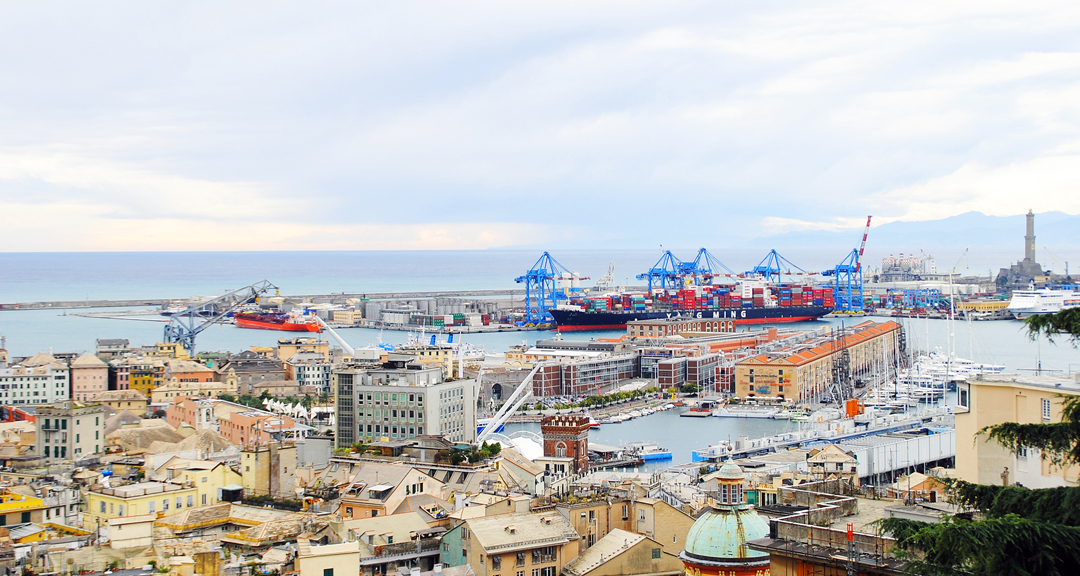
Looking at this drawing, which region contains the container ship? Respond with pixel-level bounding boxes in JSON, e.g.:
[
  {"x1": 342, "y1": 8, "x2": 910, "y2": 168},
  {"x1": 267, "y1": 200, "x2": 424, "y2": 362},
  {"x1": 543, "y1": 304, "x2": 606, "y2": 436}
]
[
  {"x1": 234, "y1": 311, "x2": 322, "y2": 332},
  {"x1": 549, "y1": 280, "x2": 833, "y2": 331}
]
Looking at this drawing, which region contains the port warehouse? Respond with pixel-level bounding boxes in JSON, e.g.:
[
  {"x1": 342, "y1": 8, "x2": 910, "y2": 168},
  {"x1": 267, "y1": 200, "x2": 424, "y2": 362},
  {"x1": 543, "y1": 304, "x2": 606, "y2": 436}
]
[{"x1": 492, "y1": 320, "x2": 902, "y2": 400}]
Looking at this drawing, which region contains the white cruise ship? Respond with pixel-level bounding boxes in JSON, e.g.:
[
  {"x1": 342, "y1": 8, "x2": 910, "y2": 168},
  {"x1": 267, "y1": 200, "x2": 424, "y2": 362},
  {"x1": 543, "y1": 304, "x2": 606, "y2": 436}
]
[{"x1": 1007, "y1": 287, "x2": 1080, "y2": 319}]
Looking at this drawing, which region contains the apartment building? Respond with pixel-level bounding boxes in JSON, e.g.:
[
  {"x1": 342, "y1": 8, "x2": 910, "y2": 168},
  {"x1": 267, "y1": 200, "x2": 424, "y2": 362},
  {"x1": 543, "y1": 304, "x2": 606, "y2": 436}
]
[
  {"x1": 334, "y1": 362, "x2": 477, "y2": 447},
  {"x1": 34, "y1": 400, "x2": 109, "y2": 462}
]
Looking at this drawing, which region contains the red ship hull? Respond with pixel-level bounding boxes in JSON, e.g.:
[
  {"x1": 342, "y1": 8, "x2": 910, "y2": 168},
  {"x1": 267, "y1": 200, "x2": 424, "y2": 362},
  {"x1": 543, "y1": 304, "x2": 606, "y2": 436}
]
[{"x1": 235, "y1": 318, "x2": 322, "y2": 332}]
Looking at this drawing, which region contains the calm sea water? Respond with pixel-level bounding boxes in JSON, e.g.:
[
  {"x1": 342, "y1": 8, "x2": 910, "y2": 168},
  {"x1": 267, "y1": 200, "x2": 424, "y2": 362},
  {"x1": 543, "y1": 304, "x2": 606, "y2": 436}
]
[{"x1": 1, "y1": 251, "x2": 1077, "y2": 373}]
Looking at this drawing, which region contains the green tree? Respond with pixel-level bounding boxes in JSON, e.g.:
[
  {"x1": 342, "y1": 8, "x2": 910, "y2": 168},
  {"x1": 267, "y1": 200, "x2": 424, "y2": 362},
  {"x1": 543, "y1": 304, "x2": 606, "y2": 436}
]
[
  {"x1": 1025, "y1": 307, "x2": 1080, "y2": 347},
  {"x1": 878, "y1": 309, "x2": 1080, "y2": 575}
]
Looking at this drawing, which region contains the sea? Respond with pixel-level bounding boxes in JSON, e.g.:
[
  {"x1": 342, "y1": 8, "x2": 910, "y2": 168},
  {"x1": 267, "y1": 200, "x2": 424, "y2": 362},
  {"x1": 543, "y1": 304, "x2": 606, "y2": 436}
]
[{"x1": 1, "y1": 250, "x2": 1077, "y2": 468}]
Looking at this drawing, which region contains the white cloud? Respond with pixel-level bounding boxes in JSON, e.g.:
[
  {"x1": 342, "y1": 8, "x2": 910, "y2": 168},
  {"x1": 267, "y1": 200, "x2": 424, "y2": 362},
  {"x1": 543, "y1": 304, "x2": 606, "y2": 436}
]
[{"x1": 2, "y1": 2, "x2": 1080, "y2": 249}]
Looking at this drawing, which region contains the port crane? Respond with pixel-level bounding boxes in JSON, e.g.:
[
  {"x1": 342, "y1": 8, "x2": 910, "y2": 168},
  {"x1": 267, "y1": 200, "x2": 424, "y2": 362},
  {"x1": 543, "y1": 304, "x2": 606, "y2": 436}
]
[
  {"x1": 746, "y1": 250, "x2": 809, "y2": 284},
  {"x1": 515, "y1": 253, "x2": 587, "y2": 324},
  {"x1": 1045, "y1": 247, "x2": 1070, "y2": 280},
  {"x1": 163, "y1": 280, "x2": 278, "y2": 354},
  {"x1": 821, "y1": 216, "x2": 872, "y2": 313},
  {"x1": 637, "y1": 250, "x2": 685, "y2": 292},
  {"x1": 689, "y1": 248, "x2": 738, "y2": 284},
  {"x1": 637, "y1": 248, "x2": 738, "y2": 291}
]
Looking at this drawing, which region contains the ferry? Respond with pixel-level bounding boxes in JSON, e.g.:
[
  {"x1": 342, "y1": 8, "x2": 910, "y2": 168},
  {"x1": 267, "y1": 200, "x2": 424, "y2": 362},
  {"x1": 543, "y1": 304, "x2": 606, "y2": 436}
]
[{"x1": 1007, "y1": 286, "x2": 1080, "y2": 319}]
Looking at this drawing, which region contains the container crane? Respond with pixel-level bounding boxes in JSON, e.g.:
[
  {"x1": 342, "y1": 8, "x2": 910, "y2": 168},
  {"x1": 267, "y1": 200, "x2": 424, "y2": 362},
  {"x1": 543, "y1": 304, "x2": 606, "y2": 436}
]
[
  {"x1": 747, "y1": 250, "x2": 808, "y2": 284},
  {"x1": 821, "y1": 216, "x2": 872, "y2": 313},
  {"x1": 637, "y1": 250, "x2": 685, "y2": 292},
  {"x1": 163, "y1": 280, "x2": 278, "y2": 354},
  {"x1": 515, "y1": 253, "x2": 587, "y2": 324},
  {"x1": 689, "y1": 248, "x2": 738, "y2": 285}
]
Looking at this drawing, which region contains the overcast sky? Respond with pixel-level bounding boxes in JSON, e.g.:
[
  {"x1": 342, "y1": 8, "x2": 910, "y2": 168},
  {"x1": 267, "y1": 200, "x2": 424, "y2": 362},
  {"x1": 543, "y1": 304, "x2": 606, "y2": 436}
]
[{"x1": 2, "y1": 2, "x2": 1080, "y2": 251}]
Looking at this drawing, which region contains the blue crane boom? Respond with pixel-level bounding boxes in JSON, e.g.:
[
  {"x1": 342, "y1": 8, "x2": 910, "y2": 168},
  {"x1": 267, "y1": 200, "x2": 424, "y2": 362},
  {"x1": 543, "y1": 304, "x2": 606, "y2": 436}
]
[
  {"x1": 515, "y1": 253, "x2": 583, "y2": 324},
  {"x1": 163, "y1": 280, "x2": 278, "y2": 354},
  {"x1": 636, "y1": 251, "x2": 685, "y2": 292},
  {"x1": 747, "y1": 250, "x2": 807, "y2": 284},
  {"x1": 821, "y1": 216, "x2": 872, "y2": 313}
]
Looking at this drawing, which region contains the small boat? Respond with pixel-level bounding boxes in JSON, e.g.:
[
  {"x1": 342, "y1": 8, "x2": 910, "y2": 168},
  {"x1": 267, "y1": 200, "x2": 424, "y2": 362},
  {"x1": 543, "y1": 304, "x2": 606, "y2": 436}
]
[{"x1": 628, "y1": 442, "x2": 673, "y2": 461}]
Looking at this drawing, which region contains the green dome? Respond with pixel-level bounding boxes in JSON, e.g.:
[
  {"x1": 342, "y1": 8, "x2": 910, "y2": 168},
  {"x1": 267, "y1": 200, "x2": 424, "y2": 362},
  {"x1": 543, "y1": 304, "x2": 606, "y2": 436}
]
[
  {"x1": 682, "y1": 507, "x2": 770, "y2": 560},
  {"x1": 716, "y1": 461, "x2": 745, "y2": 481}
]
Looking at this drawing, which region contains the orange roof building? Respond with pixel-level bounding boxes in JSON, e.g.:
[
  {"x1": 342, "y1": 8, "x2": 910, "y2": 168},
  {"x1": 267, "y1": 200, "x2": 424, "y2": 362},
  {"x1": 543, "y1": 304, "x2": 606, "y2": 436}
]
[{"x1": 734, "y1": 320, "x2": 901, "y2": 403}]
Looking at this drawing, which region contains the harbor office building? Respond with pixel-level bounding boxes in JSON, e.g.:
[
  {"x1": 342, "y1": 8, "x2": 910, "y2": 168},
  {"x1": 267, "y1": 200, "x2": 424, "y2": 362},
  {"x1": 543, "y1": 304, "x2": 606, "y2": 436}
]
[
  {"x1": 734, "y1": 320, "x2": 902, "y2": 402},
  {"x1": 334, "y1": 359, "x2": 478, "y2": 448}
]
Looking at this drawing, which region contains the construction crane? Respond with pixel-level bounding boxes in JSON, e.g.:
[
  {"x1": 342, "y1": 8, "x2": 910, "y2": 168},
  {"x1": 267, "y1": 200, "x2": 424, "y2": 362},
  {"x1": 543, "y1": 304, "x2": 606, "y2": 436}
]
[
  {"x1": 821, "y1": 216, "x2": 872, "y2": 313},
  {"x1": 515, "y1": 253, "x2": 587, "y2": 324},
  {"x1": 747, "y1": 250, "x2": 808, "y2": 284},
  {"x1": 163, "y1": 280, "x2": 278, "y2": 355},
  {"x1": 477, "y1": 363, "x2": 543, "y2": 443},
  {"x1": 1045, "y1": 247, "x2": 1070, "y2": 279}
]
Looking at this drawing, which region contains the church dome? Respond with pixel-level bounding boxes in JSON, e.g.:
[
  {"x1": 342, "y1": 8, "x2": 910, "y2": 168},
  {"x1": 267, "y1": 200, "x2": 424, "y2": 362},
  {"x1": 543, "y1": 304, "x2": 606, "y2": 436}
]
[
  {"x1": 680, "y1": 462, "x2": 771, "y2": 573},
  {"x1": 682, "y1": 506, "x2": 770, "y2": 561}
]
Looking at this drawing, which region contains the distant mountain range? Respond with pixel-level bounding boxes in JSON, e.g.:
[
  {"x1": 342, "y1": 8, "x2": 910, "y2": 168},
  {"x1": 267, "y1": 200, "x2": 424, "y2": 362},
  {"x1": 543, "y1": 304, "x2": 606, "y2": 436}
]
[
  {"x1": 751, "y1": 211, "x2": 1080, "y2": 250},
  {"x1": 748, "y1": 211, "x2": 1080, "y2": 275}
]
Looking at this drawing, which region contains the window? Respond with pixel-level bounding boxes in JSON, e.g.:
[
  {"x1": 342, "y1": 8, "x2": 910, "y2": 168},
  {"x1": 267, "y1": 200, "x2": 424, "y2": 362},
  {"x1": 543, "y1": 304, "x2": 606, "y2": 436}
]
[
  {"x1": 622, "y1": 504, "x2": 629, "y2": 520},
  {"x1": 479, "y1": 555, "x2": 484, "y2": 567},
  {"x1": 492, "y1": 555, "x2": 501, "y2": 570},
  {"x1": 163, "y1": 499, "x2": 169, "y2": 510},
  {"x1": 21, "y1": 512, "x2": 31, "y2": 523},
  {"x1": 149, "y1": 501, "x2": 155, "y2": 513},
  {"x1": 76, "y1": 434, "x2": 80, "y2": 443},
  {"x1": 516, "y1": 552, "x2": 526, "y2": 567},
  {"x1": 324, "y1": 569, "x2": 334, "y2": 576},
  {"x1": 202, "y1": 494, "x2": 207, "y2": 505},
  {"x1": 639, "y1": 510, "x2": 645, "y2": 521},
  {"x1": 187, "y1": 495, "x2": 194, "y2": 507},
  {"x1": 652, "y1": 548, "x2": 662, "y2": 559},
  {"x1": 1043, "y1": 398, "x2": 1052, "y2": 422},
  {"x1": 100, "y1": 502, "x2": 106, "y2": 513}
]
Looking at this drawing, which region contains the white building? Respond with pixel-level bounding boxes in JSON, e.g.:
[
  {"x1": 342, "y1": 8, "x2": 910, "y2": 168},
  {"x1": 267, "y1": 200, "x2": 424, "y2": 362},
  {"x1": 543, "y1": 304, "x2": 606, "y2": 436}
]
[
  {"x1": 334, "y1": 362, "x2": 478, "y2": 447},
  {"x1": 35, "y1": 400, "x2": 109, "y2": 462},
  {"x1": 286, "y1": 352, "x2": 335, "y2": 395},
  {"x1": 0, "y1": 352, "x2": 70, "y2": 406}
]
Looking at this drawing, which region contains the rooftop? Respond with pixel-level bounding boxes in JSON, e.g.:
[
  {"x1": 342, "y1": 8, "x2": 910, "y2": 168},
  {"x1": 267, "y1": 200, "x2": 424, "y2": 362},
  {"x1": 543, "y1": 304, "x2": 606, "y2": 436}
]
[
  {"x1": 464, "y1": 511, "x2": 578, "y2": 553},
  {"x1": 973, "y1": 373, "x2": 1080, "y2": 393}
]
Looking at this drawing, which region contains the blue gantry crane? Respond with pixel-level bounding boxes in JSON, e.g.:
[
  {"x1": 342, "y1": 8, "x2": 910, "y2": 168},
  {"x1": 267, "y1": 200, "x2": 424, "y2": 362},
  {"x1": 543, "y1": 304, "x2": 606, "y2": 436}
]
[
  {"x1": 638, "y1": 248, "x2": 740, "y2": 291},
  {"x1": 689, "y1": 248, "x2": 737, "y2": 284},
  {"x1": 515, "y1": 253, "x2": 584, "y2": 324},
  {"x1": 821, "y1": 216, "x2": 872, "y2": 313},
  {"x1": 163, "y1": 280, "x2": 278, "y2": 354},
  {"x1": 746, "y1": 250, "x2": 807, "y2": 284},
  {"x1": 637, "y1": 251, "x2": 686, "y2": 291}
]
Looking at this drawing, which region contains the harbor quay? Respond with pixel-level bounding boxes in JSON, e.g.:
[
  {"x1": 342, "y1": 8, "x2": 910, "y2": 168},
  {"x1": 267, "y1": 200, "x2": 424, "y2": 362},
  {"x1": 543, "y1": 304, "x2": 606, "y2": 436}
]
[{"x1": 1, "y1": 217, "x2": 1076, "y2": 576}]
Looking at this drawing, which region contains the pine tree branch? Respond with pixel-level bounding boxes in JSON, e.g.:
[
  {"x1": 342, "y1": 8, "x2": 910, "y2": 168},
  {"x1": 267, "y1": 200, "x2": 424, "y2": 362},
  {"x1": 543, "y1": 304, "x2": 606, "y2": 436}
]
[{"x1": 1024, "y1": 307, "x2": 1080, "y2": 347}]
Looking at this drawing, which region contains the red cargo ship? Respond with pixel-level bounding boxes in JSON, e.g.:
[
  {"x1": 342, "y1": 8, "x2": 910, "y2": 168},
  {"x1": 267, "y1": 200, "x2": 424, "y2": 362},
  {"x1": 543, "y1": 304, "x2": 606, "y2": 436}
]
[{"x1": 234, "y1": 311, "x2": 322, "y2": 332}]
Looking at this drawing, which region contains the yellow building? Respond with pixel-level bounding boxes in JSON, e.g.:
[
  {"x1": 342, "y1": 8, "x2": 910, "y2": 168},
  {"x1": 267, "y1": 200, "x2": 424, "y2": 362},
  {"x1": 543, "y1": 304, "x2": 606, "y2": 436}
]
[
  {"x1": 84, "y1": 481, "x2": 198, "y2": 528},
  {"x1": 151, "y1": 374, "x2": 238, "y2": 403},
  {"x1": 562, "y1": 529, "x2": 683, "y2": 576},
  {"x1": 0, "y1": 489, "x2": 47, "y2": 526},
  {"x1": 118, "y1": 358, "x2": 166, "y2": 398},
  {"x1": 277, "y1": 337, "x2": 331, "y2": 362},
  {"x1": 296, "y1": 539, "x2": 361, "y2": 576},
  {"x1": 396, "y1": 344, "x2": 454, "y2": 376},
  {"x1": 90, "y1": 390, "x2": 149, "y2": 415},
  {"x1": 153, "y1": 458, "x2": 243, "y2": 507},
  {"x1": 735, "y1": 320, "x2": 901, "y2": 402},
  {"x1": 956, "y1": 374, "x2": 1080, "y2": 488}
]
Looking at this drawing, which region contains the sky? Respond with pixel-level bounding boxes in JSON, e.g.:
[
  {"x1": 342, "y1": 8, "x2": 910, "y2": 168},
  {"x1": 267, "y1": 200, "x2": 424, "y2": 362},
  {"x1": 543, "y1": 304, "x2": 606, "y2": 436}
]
[{"x1": 2, "y1": 2, "x2": 1080, "y2": 251}]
